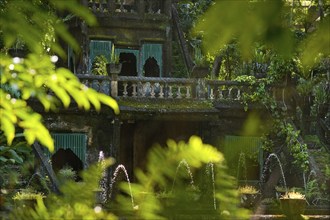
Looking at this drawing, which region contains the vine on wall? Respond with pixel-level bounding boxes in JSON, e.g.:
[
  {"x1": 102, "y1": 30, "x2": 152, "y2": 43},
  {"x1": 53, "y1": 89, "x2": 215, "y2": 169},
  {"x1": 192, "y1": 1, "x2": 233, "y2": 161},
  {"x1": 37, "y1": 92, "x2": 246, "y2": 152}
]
[{"x1": 235, "y1": 71, "x2": 309, "y2": 172}]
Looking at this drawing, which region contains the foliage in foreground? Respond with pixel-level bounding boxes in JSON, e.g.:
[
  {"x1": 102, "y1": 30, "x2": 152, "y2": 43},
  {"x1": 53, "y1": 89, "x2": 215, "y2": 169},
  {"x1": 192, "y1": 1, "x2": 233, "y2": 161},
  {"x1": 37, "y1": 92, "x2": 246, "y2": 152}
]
[
  {"x1": 0, "y1": 54, "x2": 119, "y2": 152},
  {"x1": 0, "y1": 0, "x2": 119, "y2": 152},
  {"x1": 114, "y1": 136, "x2": 250, "y2": 219},
  {"x1": 195, "y1": 0, "x2": 329, "y2": 68},
  {"x1": 11, "y1": 136, "x2": 250, "y2": 220},
  {"x1": 11, "y1": 158, "x2": 117, "y2": 220}
]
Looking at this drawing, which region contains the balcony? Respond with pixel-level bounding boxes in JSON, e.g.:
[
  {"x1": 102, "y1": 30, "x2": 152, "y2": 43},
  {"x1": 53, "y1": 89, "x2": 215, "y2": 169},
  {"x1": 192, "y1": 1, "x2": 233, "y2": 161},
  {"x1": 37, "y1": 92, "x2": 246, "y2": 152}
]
[
  {"x1": 73, "y1": 70, "x2": 296, "y2": 122},
  {"x1": 77, "y1": 75, "x2": 257, "y2": 100},
  {"x1": 76, "y1": 74, "x2": 287, "y2": 113},
  {"x1": 83, "y1": 0, "x2": 171, "y2": 18}
]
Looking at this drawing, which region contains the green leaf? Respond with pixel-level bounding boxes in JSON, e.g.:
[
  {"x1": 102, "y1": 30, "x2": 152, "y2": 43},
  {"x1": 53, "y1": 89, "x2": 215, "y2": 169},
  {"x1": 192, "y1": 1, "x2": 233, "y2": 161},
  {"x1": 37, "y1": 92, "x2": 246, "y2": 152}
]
[
  {"x1": 194, "y1": 1, "x2": 293, "y2": 58},
  {"x1": 1, "y1": 116, "x2": 16, "y2": 145},
  {"x1": 7, "y1": 149, "x2": 23, "y2": 164},
  {"x1": 300, "y1": 17, "x2": 330, "y2": 68},
  {"x1": 85, "y1": 89, "x2": 101, "y2": 111},
  {"x1": 9, "y1": 159, "x2": 16, "y2": 164},
  {"x1": 97, "y1": 93, "x2": 120, "y2": 114},
  {"x1": 49, "y1": 85, "x2": 71, "y2": 108},
  {"x1": 0, "y1": 156, "x2": 8, "y2": 163}
]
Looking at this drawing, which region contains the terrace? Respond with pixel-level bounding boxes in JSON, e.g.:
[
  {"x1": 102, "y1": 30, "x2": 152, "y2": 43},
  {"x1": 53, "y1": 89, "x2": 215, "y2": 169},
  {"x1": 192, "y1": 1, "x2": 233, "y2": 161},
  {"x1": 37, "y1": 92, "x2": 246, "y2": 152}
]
[{"x1": 76, "y1": 73, "x2": 287, "y2": 111}]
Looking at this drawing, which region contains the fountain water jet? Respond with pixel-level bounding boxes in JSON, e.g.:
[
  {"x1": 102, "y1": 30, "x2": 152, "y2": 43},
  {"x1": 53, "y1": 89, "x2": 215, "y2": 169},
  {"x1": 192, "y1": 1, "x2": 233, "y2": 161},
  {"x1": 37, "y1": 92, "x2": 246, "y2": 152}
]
[
  {"x1": 307, "y1": 170, "x2": 317, "y2": 183},
  {"x1": 206, "y1": 162, "x2": 217, "y2": 210},
  {"x1": 108, "y1": 164, "x2": 135, "y2": 209},
  {"x1": 98, "y1": 151, "x2": 108, "y2": 204},
  {"x1": 261, "y1": 153, "x2": 287, "y2": 193},
  {"x1": 171, "y1": 159, "x2": 195, "y2": 192}
]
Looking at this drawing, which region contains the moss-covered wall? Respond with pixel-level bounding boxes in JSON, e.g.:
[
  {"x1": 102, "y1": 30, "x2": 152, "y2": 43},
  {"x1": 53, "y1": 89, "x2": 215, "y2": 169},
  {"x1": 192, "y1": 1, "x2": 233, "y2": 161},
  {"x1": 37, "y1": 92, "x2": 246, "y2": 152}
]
[
  {"x1": 40, "y1": 101, "x2": 271, "y2": 181},
  {"x1": 44, "y1": 113, "x2": 114, "y2": 166}
]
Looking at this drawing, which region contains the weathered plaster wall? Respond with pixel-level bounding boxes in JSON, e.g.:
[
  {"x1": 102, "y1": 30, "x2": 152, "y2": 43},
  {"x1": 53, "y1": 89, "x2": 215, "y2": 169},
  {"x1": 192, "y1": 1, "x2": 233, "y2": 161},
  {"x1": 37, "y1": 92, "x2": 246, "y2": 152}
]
[{"x1": 44, "y1": 113, "x2": 114, "y2": 166}]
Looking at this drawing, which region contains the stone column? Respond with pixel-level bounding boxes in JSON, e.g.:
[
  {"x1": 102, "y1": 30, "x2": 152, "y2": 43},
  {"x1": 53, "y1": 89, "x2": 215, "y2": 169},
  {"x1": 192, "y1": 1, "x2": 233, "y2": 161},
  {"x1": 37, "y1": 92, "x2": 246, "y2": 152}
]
[
  {"x1": 164, "y1": 0, "x2": 171, "y2": 17},
  {"x1": 138, "y1": 0, "x2": 145, "y2": 16},
  {"x1": 109, "y1": 0, "x2": 116, "y2": 14},
  {"x1": 110, "y1": 71, "x2": 118, "y2": 97},
  {"x1": 111, "y1": 118, "x2": 121, "y2": 164},
  {"x1": 107, "y1": 117, "x2": 121, "y2": 200},
  {"x1": 195, "y1": 78, "x2": 207, "y2": 99}
]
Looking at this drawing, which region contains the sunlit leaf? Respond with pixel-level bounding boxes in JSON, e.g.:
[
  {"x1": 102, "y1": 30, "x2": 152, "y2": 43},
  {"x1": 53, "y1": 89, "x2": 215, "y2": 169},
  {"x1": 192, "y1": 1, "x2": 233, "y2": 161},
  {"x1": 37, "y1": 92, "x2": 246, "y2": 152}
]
[
  {"x1": 301, "y1": 17, "x2": 330, "y2": 68},
  {"x1": 1, "y1": 117, "x2": 15, "y2": 145},
  {"x1": 49, "y1": 86, "x2": 71, "y2": 108},
  {"x1": 194, "y1": 0, "x2": 294, "y2": 58},
  {"x1": 97, "y1": 93, "x2": 120, "y2": 114}
]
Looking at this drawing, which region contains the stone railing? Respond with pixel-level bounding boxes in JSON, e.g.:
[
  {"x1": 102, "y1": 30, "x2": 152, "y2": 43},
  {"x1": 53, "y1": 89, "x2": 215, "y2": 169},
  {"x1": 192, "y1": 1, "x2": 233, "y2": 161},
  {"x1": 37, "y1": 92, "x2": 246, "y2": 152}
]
[
  {"x1": 78, "y1": 74, "x2": 111, "y2": 95},
  {"x1": 76, "y1": 74, "x2": 258, "y2": 101},
  {"x1": 117, "y1": 76, "x2": 195, "y2": 99},
  {"x1": 83, "y1": 0, "x2": 168, "y2": 16},
  {"x1": 205, "y1": 80, "x2": 251, "y2": 101}
]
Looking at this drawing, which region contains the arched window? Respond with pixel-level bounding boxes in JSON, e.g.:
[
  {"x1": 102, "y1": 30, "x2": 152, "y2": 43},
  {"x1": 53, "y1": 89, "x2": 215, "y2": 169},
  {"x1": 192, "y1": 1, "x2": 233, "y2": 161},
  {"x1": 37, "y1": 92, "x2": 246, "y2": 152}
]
[
  {"x1": 45, "y1": 133, "x2": 87, "y2": 181},
  {"x1": 141, "y1": 43, "x2": 162, "y2": 76},
  {"x1": 143, "y1": 57, "x2": 160, "y2": 77}
]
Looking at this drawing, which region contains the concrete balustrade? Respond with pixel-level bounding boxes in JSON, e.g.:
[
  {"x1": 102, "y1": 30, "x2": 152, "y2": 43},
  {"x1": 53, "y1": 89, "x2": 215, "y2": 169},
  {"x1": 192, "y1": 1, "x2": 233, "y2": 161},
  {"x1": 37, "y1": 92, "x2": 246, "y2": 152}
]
[{"x1": 76, "y1": 74, "x2": 267, "y2": 102}]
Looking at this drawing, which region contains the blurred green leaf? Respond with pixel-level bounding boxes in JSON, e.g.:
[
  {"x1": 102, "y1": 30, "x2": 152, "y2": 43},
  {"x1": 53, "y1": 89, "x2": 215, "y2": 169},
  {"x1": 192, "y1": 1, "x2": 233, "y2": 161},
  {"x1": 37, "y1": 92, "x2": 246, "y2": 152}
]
[
  {"x1": 117, "y1": 136, "x2": 249, "y2": 219},
  {"x1": 0, "y1": 0, "x2": 96, "y2": 56},
  {"x1": 195, "y1": 0, "x2": 294, "y2": 58},
  {"x1": 7, "y1": 149, "x2": 23, "y2": 164},
  {"x1": 0, "y1": 156, "x2": 7, "y2": 162},
  {"x1": 300, "y1": 17, "x2": 330, "y2": 68}
]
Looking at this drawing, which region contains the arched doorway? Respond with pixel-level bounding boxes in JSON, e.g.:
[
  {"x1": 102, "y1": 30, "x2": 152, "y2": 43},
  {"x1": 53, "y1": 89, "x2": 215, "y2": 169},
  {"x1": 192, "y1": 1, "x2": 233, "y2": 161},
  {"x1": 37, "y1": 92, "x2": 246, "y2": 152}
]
[
  {"x1": 119, "y1": 52, "x2": 137, "y2": 76},
  {"x1": 51, "y1": 148, "x2": 83, "y2": 181},
  {"x1": 144, "y1": 57, "x2": 160, "y2": 77}
]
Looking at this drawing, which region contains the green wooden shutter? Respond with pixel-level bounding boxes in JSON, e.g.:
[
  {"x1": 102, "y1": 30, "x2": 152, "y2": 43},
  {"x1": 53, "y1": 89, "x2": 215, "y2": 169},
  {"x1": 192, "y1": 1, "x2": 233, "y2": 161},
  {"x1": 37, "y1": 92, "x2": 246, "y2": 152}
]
[
  {"x1": 224, "y1": 136, "x2": 263, "y2": 179},
  {"x1": 89, "y1": 40, "x2": 112, "y2": 70},
  {"x1": 140, "y1": 43, "x2": 163, "y2": 76},
  {"x1": 67, "y1": 46, "x2": 76, "y2": 73},
  {"x1": 46, "y1": 133, "x2": 87, "y2": 166}
]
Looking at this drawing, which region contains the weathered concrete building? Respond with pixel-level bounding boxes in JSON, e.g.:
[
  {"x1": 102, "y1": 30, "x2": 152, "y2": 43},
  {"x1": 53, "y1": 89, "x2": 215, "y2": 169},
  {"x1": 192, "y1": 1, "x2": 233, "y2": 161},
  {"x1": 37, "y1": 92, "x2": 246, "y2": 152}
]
[{"x1": 43, "y1": 0, "x2": 274, "y2": 184}]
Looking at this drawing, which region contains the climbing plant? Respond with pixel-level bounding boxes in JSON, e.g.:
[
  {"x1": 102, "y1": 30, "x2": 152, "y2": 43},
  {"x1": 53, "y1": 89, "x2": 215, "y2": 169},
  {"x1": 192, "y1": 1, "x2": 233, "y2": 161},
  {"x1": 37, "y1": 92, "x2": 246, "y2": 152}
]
[
  {"x1": 234, "y1": 69, "x2": 310, "y2": 172},
  {"x1": 190, "y1": 0, "x2": 329, "y2": 174},
  {"x1": 91, "y1": 55, "x2": 108, "y2": 75}
]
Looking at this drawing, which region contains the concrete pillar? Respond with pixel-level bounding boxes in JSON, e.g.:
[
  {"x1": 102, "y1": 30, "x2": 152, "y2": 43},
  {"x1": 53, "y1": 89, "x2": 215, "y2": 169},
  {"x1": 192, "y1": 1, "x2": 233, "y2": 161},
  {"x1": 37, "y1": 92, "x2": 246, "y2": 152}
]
[
  {"x1": 138, "y1": 0, "x2": 145, "y2": 16},
  {"x1": 110, "y1": 72, "x2": 118, "y2": 97},
  {"x1": 111, "y1": 118, "x2": 121, "y2": 164}
]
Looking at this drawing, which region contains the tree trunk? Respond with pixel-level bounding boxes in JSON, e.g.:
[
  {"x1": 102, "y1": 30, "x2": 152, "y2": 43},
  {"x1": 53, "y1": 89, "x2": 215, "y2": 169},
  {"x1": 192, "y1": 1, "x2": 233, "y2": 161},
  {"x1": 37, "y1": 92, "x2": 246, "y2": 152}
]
[{"x1": 211, "y1": 55, "x2": 222, "y2": 79}]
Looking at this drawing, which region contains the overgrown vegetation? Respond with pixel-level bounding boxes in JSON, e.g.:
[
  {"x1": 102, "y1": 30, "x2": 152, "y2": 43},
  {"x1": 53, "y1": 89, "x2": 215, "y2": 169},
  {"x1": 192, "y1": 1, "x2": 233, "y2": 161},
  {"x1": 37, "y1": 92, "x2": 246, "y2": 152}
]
[
  {"x1": 1, "y1": 0, "x2": 329, "y2": 218},
  {"x1": 0, "y1": 0, "x2": 119, "y2": 152},
  {"x1": 92, "y1": 55, "x2": 108, "y2": 75},
  {"x1": 10, "y1": 137, "x2": 250, "y2": 220}
]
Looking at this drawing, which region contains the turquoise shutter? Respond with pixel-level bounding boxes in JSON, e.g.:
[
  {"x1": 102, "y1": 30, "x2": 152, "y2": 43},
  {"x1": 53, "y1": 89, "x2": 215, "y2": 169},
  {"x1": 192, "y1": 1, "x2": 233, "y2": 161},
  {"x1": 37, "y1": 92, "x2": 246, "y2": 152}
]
[
  {"x1": 140, "y1": 43, "x2": 163, "y2": 76},
  {"x1": 89, "y1": 40, "x2": 112, "y2": 71},
  {"x1": 67, "y1": 46, "x2": 76, "y2": 73},
  {"x1": 46, "y1": 133, "x2": 87, "y2": 166}
]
